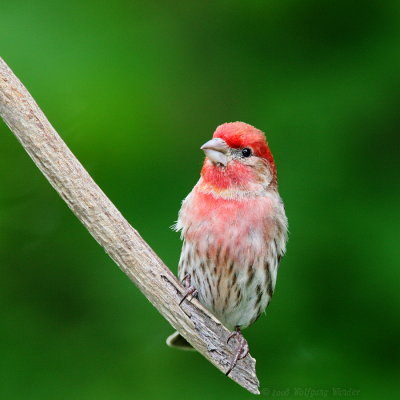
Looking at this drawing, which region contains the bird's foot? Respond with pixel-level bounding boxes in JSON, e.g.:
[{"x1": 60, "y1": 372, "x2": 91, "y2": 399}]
[
  {"x1": 179, "y1": 273, "x2": 198, "y2": 305},
  {"x1": 225, "y1": 327, "x2": 249, "y2": 375}
]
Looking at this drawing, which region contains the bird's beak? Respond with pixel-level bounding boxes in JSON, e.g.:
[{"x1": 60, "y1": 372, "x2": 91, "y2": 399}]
[{"x1": 201, "y1": 138, "x2": 229, "y2": 166}]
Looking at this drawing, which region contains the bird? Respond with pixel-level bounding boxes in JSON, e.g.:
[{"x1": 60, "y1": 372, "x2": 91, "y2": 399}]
[{"x1": 167, "y1": 122, "x2": 288, "y2": 375}]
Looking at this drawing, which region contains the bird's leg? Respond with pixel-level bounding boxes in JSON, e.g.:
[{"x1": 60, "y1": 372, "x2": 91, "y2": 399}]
[
  {"x1": 225, "y1": 326, "x2": 249, "y2": 375},
  {"x1": 179, "y1": 273, "x2": 198, "y2": 305}
]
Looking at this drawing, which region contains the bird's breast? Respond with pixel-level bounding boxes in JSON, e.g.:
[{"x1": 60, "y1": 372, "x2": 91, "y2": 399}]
[{"x1": 178, "y1": 188, "x2": 276, "y2": 265}]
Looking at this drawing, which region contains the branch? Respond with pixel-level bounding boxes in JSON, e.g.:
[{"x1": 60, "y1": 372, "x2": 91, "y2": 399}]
[{"x1": 0, "y1": 57, "x2": 260, "y2": 394}]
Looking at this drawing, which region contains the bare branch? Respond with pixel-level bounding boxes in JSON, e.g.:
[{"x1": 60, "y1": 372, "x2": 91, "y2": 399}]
[{"x1": 0, "y1": 57, "x2": 260, "y2": 394}]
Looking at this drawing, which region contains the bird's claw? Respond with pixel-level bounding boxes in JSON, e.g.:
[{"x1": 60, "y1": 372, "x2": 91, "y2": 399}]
[
  {"x1": 179, "y1": 273, "x2": 198, "y2": 305},
  {"x1": 227, "y1": 330, "x2": 239, "y2": 344},
  {"x1": 179, "y1": 286, "x2": 198, "y2": 305},
  {"x1": 226, "y1": 327, "x2": 249, "y2": 375}
]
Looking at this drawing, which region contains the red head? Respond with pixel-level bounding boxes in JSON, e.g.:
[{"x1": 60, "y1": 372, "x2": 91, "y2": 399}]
[
  {"x1": 213, "y1": 122, "x2": 275, "y2": 169},
  {"x1": 199, "y1": 122, "x2": 277, "y2": 193}
]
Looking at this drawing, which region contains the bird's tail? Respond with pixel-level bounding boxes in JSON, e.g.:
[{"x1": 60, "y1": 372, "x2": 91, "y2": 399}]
[{"x1": 166, "y1": 331, "x2": 196, "y2": 351}]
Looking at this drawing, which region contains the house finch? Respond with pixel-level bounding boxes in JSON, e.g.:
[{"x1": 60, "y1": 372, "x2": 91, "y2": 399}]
[{"x1": 167, "y1": 122, "x2": 288, "y2": 375}]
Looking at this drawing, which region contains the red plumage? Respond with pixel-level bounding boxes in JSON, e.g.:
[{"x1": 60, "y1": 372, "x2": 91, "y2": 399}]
[{"x1": 213, "y1": 121, "x2": 277, "y2": 180}]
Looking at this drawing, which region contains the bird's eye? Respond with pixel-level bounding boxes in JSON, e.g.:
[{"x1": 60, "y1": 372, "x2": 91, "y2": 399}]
[{"x1": 241, "y1": 148, "x2": 252, "y2": 157}]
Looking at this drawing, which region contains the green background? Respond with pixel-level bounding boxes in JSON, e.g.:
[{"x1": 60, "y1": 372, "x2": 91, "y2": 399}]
[{"x1": 1, "y1": 1, "x2": 399, "y2": 399}]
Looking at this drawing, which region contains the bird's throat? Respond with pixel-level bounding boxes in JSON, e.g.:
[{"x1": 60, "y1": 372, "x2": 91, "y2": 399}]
[{"x1": 199, "y1": 160, "x2": 266, "y2": 200}]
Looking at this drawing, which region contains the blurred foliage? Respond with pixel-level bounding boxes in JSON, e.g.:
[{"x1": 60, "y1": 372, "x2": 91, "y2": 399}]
[{"x1": 1, "y1": 1, "x2": 399, "y2": 399}]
